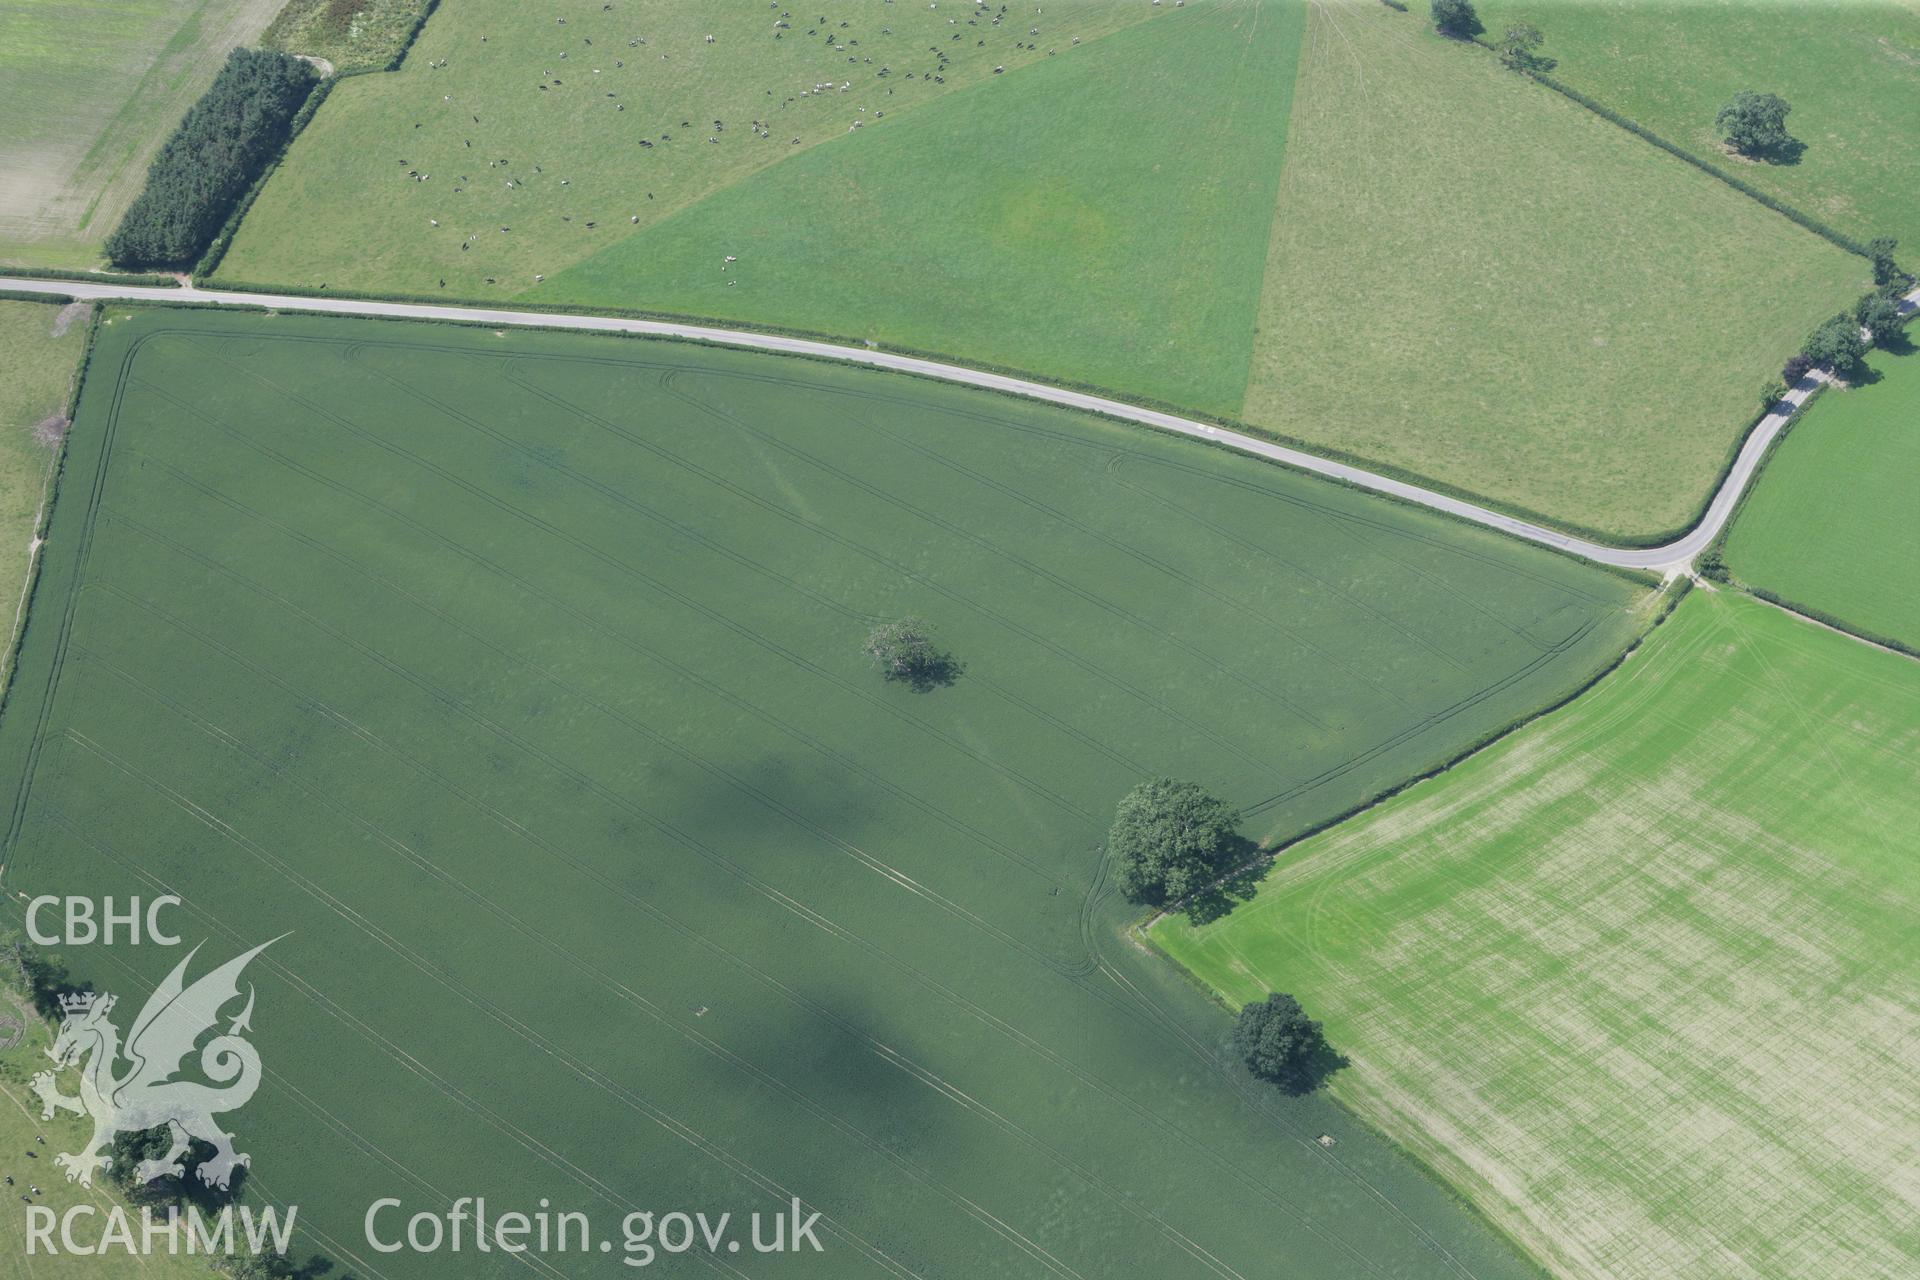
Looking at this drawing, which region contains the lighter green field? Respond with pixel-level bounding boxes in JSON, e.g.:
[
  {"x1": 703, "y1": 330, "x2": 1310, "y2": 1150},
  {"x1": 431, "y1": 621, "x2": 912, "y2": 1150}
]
[
  {"x1": 0, "y1": 997, "x2": 210, "y2": 1280},
  {"x1": 0, "y1": 0, "x2": 284, "y2": 268},
  {"x1": 1156, "y1": 589, "x2": 1920, "y2": 1280},
  {"x1": 531, "y1": 0, "x2": 1303, "y2": 417},
  {"x1": 0, "y1": 300, "x2": 85, "y2": 674},
  {"x1": 0, "y1": 305, "x2": 1656, "y2": 1278},
  {"x1": 1724, "y1": 344, "x2": 1920, "y2": 650},
  {"x1": 213, "y1": 0, "x2": 1156, "y2": 289},
  {"x1": 1239, "y1": 0, "x2": 1864, "y2": 540},
  {"x1": 1474, "y1": 0, "x2": 1920, "y2": 254}
]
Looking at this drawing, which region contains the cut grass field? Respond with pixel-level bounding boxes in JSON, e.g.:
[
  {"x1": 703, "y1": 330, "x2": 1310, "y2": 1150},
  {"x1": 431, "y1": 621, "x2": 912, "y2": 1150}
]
[
  {"x1": 1238, "y1": 0, "x2": 1864, "y2": 542},
  {"x1": 0, "y1": 0, "x2": 284, "y2": 268},
  {"x1": 1155, "y1": 588, "x2": 1920, "y2": 1280},
  {"x1": 1473, "y1": 0, "x2": 1920, "y2": 254},
  {"x1": 1723, "y1": 344, "x2": 1920, "y2": 651},
  {"x1": 0, "y1": 305, "x2": 1654, "y2": 1277},
  {"x1": 0, "y1": 300, "x2": 85, "y2": 678}
]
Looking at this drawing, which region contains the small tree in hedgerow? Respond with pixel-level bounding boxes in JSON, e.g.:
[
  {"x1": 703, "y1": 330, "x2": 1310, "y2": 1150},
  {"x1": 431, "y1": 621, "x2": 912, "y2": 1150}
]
[
  {"x1": 1781, "y1": 353, "x2": 1815, "y2": 385},
  {"x1": 1758, "y1": 379, "x2": 1787, "y2": 412},
  {"x1": 1867, "y1": 237, "x2": 1902, "y2": 288},
  {"x1": 1498, "y1": 22, "x2": 1548, "y2": 72},
  {"x1": 1109, "y1": 778, "x2": 1240, "y2": 907},
  {"x1": 1232, "y1": 992, "x2": 1332, "y2": 1091},
  {"x1": 864, "y1": 618, "x2": 957, "y2": 691},
  {"x1": 1715, "y1": 90, "x2": 1793, "y2": 158},
  {"x1": 1430, "y1": 0, "x2": 1479, "y2": 38}
]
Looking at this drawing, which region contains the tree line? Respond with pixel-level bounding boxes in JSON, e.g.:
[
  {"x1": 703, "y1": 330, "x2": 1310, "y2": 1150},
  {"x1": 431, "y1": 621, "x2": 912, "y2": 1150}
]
[{"x1": 106, "y1": 48, "x2": 319, "y2": 270}]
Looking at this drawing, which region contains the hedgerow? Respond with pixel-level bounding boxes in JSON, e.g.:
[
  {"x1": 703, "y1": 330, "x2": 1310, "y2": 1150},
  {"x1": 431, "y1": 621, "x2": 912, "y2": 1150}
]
[
  {"x1": 105, "y1": 49, "x2": 319, "y2": 269},
  {"x1": 1462, "y1": 39, "x2": 1868, "y2": 259}
]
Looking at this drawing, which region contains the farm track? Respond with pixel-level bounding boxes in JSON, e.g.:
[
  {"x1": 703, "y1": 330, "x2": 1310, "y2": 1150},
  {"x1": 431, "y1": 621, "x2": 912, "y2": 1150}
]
[{"x1": 7, "y1": 277, "x2": 1914, "y2": 572}]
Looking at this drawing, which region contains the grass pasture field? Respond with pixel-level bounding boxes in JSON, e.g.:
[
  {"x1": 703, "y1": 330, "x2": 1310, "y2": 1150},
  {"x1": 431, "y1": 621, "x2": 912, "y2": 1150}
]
[
  {"x1": 1238, "y1": 0, "x2": 1865, "y2": 541},
  {"x1": 1473, "y1": 0, "x2": 1920, "y2": 254},
  {"x1": 0, "y1": 0, "x2": 284, "y2": 269},
  {"x1": 213, "y1": 0, "x2": 1160, "y2": 293},
  {"x1": 1723, "y1": 345, "x2": 1920, "y2": 651},
  {"x1": 0, "y1": 305, "x2": 1657, "y2": 1277},
  {"x1": 0, "y1": 300, "x2": 86, "y2": 676},
  {"x1": 1155, "y1": 589, "x2": 1920, "y2": 1280},
  {"x1": 532, "y1": 0, "x2": 1303, "y2": 417}
]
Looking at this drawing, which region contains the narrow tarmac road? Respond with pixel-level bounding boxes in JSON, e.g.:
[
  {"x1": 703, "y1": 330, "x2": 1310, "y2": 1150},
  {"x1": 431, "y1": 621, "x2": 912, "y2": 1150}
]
[{"x1": 5, "y1": 277, "x2": 1913, "y2": 575}]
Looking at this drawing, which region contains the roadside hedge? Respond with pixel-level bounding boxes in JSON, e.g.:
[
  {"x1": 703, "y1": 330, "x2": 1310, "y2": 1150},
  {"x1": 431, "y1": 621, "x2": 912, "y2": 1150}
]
[
  {"x1": 106, "y1": 49, "x2": 319, "y2": 270},
  {"x1": 2, "y1": 266, "x2": 178, "y2": 288}
]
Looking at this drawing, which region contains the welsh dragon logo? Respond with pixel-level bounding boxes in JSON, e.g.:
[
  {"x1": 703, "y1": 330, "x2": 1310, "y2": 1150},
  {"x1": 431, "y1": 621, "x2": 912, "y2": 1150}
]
[{"x1": 29, "y1": 940, "x2": 275, "y2": 1190}]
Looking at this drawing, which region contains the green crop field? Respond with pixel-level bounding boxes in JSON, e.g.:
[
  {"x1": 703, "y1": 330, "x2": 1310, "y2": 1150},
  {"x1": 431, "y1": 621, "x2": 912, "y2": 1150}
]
[
  {"x1": 1238, "y1": 0, "x2": 1863, "y2": 541},
  {"x1": 1723, "y1": 345, "x2": 1920, "y2": 651},
  {"x1": 1473, "y1": 0, "x2": 1920, "y2": 254},
  {"x1": 0, "y1": 0, "x2": 284, "y2": 268},
  {"x1": 0, "y1": 305, "x2": 1655, "y2": 1277},
  {"x1": 1155, "y1": 589, "x2": 1920, "y2": 1280},
  {"x1": 0, "y1": 299, "x2": 86, "y2": 677}
]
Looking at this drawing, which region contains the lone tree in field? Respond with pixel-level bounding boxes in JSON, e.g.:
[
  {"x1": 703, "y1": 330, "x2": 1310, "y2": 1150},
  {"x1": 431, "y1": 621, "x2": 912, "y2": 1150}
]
[
  {"x1": 1715, "y1": 91, "x2": 1794, "y2": 159},
  {"x1": 1233, "y1": 992, "x2": 1332, "y2": 1090},
  {"x1": 1109, "y1": 778, "x2": 1241, "y2": 906},
  {"x1": 1498, "y1": 22, "x2": 1548, "y2": 71},
  {"x1": 864, "y1": 618, "x2": 957, "y2": 691},
  {"x1": 1430, "y1": 0, "x2": 1480, "y2": 38},
  {"x1": 1801, "y1": 313, "x2": 1869, "y2": 374}
]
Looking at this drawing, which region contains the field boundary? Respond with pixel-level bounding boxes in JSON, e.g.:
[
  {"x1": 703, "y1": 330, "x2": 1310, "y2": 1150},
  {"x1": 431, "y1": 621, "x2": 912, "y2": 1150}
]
[
  {"x1": 0, "y1": 316, "x2": 141, "y2": 853},
  {"x1": 0, "y1": 302, "x2": 97, "y2": 691},
  {"x1": 195, "y1": 272, "x2": 1737, "y2": 550},
  {"x1": 35, "y1": 286, "x2": 1712, "y2": 577},
  {"x1": 192, "y1": 75, "x2": 338, "y2": 279},
  {"x1": 1431, "y1": 25, "x2": 1870, "y2": 260},
  {"x1": 24, "y1": 276, "x2": 1899, "y2": 575},
  {"x1": 1700, "y1": 309, "x2": 1919, "y2": 657},
  {"x1": 1135, "y1": 576, "x2": 1691, "y2": 934},
  {"x1": 2, "y1": 268, "x2": 178, "y2": 289}
]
